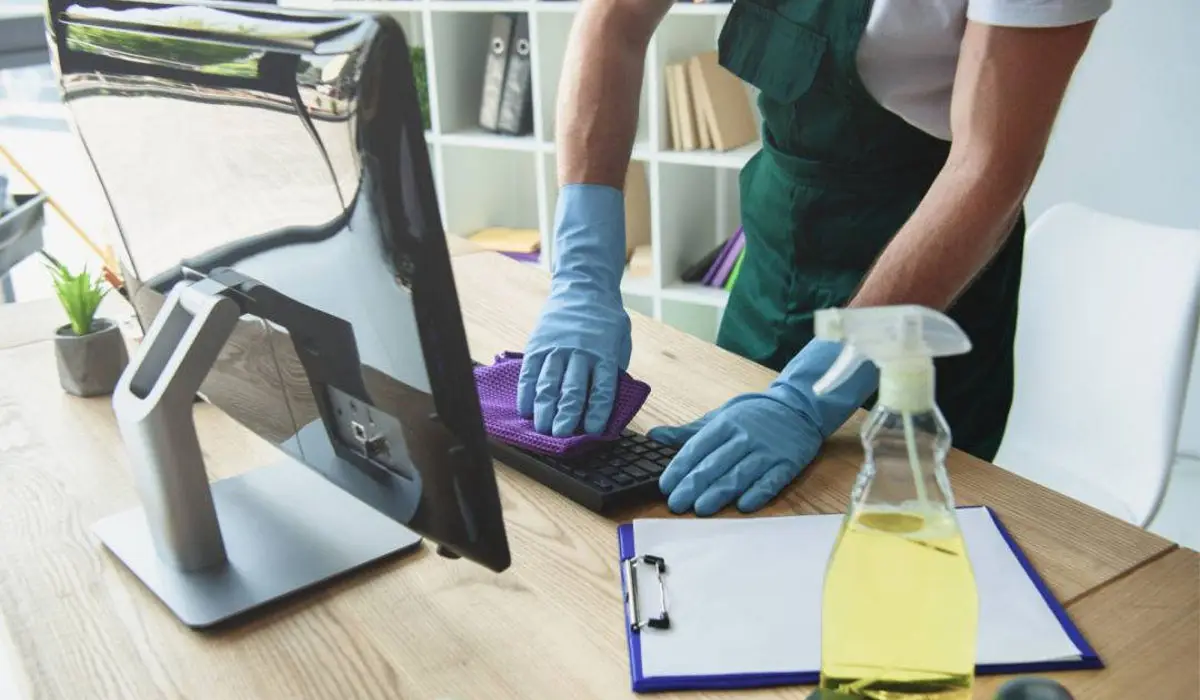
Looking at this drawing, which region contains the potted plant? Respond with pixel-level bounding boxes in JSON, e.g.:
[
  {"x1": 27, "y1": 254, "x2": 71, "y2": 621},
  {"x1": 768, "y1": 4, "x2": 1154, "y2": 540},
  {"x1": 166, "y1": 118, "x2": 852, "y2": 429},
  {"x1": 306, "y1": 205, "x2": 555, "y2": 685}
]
[{"x1": 42, "y1": 251, "x2": 128, "y2": 397}]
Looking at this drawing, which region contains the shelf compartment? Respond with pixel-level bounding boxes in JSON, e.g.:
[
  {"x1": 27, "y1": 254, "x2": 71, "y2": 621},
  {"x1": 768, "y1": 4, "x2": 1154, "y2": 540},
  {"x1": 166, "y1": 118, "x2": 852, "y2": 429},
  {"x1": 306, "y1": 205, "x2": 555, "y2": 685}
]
[
  {"x1": 439, "y1": 127, "x2": 541, "y2": 151},
  {"x1": 440, "y1": 146, "x2": 541, "y2": 240},
  {"x1": 428, "y1": 0, "x2": 536, "y2": 11},
  {"x1": 655, "y1": 141, "x2": 759, "y2": 169},
  {"x1": 533, "y1": 1, "x2": 732, "y2": 16},
  {"x1": 279, "y1": 0, "x2": 424, "y2": 10},
  {"x1": 620, "y1": 274, "x2": 656, "y2": 298},
  {"x1": 661, "y1": 282, "x2": 729, "y2": 308},
  {"x1": 655, "y1": 161, "x2": 740, "y2": 297},
  {"x1": 429, "y1": 10, "x2": 536, "y2": 138},
  {"x1": 661, "y1": 299, "x2": 724, "y2": 345}
]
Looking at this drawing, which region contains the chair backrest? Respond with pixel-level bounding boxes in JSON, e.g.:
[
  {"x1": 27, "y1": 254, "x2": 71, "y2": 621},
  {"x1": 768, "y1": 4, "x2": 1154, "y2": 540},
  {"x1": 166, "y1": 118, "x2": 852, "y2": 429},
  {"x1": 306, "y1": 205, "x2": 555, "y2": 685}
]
[{"x1": 994, "y1": 203, "x2": 1200, "y2": 525}]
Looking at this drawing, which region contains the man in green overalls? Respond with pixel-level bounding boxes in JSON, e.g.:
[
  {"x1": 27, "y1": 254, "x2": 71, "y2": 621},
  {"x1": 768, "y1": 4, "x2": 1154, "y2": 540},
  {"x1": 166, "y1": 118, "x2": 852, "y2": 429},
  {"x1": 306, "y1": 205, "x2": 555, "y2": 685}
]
[{"x1": 517, "y1": 0, "x2": 1107, "y2": 515}]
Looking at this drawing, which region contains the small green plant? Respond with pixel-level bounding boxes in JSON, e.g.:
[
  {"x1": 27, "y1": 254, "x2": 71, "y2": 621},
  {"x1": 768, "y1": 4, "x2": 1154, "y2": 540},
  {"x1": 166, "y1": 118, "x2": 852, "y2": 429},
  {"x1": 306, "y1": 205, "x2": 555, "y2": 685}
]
[
  {"x1": 41, "y1": 251, "x2": 109, "y2": 336},
  {"x1": 411, "y1": 46, "x2": 430, "y2": 131}
]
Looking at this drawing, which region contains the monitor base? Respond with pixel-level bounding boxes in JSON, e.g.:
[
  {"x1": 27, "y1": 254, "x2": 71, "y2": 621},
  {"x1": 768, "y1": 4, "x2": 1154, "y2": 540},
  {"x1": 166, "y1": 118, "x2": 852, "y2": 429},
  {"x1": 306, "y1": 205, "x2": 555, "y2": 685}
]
[{"x1": 93, "y1": 457, "x2": 422, "y2": 629}]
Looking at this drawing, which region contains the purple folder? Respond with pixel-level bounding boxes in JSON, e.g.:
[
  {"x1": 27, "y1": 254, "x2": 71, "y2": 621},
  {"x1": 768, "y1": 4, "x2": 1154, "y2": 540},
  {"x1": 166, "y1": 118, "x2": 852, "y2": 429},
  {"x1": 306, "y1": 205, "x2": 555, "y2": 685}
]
[
  {"x1": 708, "y1": 229, "x2": 744, "y2": 287},
  {"x1": 701, "y1": 227, "x2": 742, "y2": 286}
]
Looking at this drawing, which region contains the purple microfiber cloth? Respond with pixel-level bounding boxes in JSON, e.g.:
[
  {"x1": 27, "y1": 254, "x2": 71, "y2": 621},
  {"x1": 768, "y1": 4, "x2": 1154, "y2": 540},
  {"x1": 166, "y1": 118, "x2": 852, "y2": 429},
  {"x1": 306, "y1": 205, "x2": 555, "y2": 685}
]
[{"x1": 473, "y1": 351, "x2": 651, "y2": 456}]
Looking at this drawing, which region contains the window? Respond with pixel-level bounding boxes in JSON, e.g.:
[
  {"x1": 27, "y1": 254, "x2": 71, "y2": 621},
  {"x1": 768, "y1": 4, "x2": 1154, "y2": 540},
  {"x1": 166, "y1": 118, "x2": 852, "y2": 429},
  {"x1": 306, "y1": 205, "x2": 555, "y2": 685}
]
[{"x1": 1, "y1": 13, "x2": 110, "y2": 303}]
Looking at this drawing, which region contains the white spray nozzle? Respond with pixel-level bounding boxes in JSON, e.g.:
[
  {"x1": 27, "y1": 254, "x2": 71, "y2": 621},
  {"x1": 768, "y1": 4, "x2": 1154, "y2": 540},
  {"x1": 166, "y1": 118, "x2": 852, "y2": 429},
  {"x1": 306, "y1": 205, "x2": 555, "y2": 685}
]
[{"x1": 813, "y1": 305, "x2": 972, "y2": 412}]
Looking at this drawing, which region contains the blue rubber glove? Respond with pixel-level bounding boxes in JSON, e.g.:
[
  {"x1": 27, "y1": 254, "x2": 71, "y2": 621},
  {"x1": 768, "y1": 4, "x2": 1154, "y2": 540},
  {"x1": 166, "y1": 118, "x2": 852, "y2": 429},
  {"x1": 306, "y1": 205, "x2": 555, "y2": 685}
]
[
  {"x1": 517, "y1": 184, "x2": 632, "y2": 437},
  {"x1": 649, "y1": 339, "x2": 878, "y2": 515}
]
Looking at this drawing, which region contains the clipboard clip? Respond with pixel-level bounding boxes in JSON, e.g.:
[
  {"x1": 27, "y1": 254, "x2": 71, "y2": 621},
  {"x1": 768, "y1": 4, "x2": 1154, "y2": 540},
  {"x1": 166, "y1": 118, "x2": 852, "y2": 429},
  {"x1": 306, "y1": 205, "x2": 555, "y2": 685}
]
[{"x1": 622, "y1": 554, "x2": 669, "y2": 632}]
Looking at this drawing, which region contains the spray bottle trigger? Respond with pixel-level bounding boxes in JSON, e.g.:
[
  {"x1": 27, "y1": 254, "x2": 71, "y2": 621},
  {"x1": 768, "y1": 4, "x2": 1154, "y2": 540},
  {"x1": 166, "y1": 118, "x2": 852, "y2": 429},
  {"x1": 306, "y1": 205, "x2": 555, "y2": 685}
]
[{"x1": 813, "y1": 344, "x2": 867, "y2": 396}]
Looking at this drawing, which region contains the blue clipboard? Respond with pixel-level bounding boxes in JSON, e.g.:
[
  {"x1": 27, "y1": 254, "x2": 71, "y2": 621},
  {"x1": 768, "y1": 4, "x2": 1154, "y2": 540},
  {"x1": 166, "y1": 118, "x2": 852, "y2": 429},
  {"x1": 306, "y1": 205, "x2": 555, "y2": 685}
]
[{"x1": 616, "y1": 507, "x2": 1101, "y2": 694}]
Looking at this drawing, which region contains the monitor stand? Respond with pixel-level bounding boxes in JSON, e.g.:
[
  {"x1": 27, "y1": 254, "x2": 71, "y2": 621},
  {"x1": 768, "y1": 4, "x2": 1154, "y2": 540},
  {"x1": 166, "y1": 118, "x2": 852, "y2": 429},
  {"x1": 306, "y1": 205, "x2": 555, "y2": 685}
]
[{"x1": 91, "y1": 279, "x2": 422, "y2": 629}]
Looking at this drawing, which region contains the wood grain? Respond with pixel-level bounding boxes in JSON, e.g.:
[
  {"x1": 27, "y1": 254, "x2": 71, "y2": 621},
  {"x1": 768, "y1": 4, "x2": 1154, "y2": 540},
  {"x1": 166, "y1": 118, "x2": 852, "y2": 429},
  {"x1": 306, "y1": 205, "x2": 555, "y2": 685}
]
[
  {"x1": 0, "y1": 294, "x2": 133, "y2": 351},
  {"x1": 974, "y1": 548, "x2": 1200, "y2": 698},
  {"x1": 0, "y1": 252, "x2": 1192, "y2": 700},
  {"x1": 449, "y1": 251, "x2": 1173, "y2": 602}
]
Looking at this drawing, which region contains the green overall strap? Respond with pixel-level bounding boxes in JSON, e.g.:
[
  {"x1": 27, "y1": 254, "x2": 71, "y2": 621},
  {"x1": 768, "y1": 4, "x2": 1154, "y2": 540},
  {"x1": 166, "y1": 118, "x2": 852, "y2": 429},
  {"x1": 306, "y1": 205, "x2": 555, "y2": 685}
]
[{"x1": 713, "y1": 0, "x2": 1024, "y2": 460}]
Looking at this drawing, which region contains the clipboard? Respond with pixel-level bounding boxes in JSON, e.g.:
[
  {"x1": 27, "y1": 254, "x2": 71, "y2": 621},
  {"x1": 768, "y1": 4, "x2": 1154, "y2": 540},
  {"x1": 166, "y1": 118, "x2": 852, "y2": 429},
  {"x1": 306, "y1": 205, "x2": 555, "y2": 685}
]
[{"x1": 616, "y1": 506, "x2": 1101, "y2": 694}]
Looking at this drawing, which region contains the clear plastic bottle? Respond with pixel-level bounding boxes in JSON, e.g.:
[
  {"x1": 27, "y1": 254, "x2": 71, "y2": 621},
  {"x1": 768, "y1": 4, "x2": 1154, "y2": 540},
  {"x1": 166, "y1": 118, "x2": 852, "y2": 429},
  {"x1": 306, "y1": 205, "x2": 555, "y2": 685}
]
[{"x1": 811, "y1": 306, "x2": 979, "y2": 700}]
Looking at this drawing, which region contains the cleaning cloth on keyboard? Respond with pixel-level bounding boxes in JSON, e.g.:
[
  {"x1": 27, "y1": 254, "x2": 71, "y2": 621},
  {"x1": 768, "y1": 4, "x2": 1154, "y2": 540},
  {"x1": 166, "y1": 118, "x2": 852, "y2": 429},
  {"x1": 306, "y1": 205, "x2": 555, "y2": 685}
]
[{"x1": 473, "y1": 351, "x2": 651, "y2": 456}]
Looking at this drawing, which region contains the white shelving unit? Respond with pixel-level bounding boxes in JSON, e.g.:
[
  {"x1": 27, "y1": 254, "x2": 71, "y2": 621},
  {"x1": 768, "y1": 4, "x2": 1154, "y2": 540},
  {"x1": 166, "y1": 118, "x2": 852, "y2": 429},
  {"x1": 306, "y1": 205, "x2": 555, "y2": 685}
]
[{"x1": 281, "y1": 0, "x2": 762, "y2": 344}]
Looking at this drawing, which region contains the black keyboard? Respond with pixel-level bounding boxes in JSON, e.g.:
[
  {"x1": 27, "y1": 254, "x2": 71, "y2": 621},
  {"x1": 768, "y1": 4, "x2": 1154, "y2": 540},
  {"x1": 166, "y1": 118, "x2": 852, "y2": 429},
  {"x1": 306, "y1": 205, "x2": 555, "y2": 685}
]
[{"x1": 484, "y1": 429, "x2": 678, "y2": 513}]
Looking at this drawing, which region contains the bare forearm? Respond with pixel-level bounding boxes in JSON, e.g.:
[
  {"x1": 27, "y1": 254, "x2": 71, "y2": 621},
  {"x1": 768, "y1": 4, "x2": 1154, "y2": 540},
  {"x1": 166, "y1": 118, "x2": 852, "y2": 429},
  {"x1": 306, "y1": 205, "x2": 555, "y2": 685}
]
[
  {"x1": 848, "y1": 159, "x2": 1024, "y2": 310},
  {"x1": 556, "y1": 0, "x2": 669, "y2": 188},
  {"x1": 850, "y1": 19, "x2": 1096, "y2": 311}
]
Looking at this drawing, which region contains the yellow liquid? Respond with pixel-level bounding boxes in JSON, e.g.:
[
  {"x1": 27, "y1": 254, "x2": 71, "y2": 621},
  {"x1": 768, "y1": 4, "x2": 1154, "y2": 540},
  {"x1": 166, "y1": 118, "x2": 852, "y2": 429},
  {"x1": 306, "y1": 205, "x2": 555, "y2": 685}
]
[{"x1": 818, "y1": 506, "x2": 978, "y2": 700}]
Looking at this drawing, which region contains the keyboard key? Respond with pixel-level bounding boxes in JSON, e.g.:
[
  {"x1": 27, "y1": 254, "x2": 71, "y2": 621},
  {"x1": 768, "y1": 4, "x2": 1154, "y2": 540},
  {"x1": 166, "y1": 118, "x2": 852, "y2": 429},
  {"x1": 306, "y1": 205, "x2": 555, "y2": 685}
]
[
  {"x1": 624, "y1": 465, "x2": 649, "y2": 479},
  {"x1": 612, "y1": 473, "x2": 634, "y2": 486},
  {"x1": 636, "y1": 459, "x2": 664, "y2": 475},
  {"x1": 589, "y1": 475, "x2": 615, "y2": 491}
]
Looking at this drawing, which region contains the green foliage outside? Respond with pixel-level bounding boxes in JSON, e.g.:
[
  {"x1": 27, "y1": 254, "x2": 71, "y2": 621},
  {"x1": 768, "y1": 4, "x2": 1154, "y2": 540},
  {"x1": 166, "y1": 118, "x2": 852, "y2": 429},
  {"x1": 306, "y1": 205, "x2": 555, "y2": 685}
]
[
  {"x1": 42, "y1": 252, "x2": 109, "y2": 337},
  {"x1": 66, "y1": 23, "x2": 258, "y2": 78},
  {"x1": 411, "y1": 46, "x2": 430, "y2": 131}
]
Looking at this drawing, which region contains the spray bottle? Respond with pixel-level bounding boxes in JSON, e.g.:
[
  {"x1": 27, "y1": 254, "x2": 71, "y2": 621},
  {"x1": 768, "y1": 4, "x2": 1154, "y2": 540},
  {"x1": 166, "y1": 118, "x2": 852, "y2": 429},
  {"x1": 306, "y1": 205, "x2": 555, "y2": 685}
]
[{"x1": 812, "y1": 304, "x2": 979, "y2": 700}]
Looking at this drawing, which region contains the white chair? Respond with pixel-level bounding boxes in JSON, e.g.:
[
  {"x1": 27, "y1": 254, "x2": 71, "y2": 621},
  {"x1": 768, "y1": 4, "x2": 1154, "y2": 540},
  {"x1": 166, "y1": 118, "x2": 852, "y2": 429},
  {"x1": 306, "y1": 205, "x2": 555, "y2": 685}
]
[{"x1": 992, "y1": 202, "x2": 1200, "y2": 527}]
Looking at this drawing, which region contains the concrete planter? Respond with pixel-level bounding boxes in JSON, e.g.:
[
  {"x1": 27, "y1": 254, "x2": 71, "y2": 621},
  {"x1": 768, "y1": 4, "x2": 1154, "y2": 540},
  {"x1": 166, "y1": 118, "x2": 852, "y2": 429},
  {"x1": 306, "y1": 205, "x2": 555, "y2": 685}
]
[{"x1": 54, "y1": 318, "x2": 129, "y2": 397}]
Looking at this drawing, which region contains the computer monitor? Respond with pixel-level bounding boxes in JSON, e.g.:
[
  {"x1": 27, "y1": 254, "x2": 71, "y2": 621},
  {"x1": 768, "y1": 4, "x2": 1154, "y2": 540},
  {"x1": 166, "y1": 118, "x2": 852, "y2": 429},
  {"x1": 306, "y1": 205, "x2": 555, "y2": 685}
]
[{"x1": 47, "y1": 0, "x2": 511, "y2": 627}]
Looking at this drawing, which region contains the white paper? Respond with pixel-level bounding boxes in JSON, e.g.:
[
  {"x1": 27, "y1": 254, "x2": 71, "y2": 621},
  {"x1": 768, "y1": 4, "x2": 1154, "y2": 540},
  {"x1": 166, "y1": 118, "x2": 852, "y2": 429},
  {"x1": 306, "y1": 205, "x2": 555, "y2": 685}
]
[{"x1": 629, "y1": 506, "x2": 1082, "y2": 681}]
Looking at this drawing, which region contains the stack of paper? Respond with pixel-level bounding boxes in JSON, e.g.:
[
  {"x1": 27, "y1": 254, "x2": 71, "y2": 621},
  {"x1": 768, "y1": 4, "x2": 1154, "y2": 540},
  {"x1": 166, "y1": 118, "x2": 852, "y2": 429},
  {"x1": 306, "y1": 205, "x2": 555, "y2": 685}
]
[
  {"x1": 616, "y1": 506, "x2": 1100, "y2": 693},
  {"x1": 468, "y1": 227, "x2": 540, "y2": 263}
]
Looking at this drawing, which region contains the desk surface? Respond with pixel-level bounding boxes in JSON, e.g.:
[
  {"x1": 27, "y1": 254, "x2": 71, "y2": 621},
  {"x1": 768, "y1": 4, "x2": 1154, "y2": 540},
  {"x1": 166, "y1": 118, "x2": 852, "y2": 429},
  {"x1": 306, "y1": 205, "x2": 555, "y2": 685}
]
[{"x1": 0, "y1": 245, "x2": 1195, "y2": 700}]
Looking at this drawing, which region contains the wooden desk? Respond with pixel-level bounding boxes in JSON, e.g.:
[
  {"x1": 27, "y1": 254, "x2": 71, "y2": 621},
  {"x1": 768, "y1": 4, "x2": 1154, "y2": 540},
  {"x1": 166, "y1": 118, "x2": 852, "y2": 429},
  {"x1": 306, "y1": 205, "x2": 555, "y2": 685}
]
[{"x1": 0, "y1": 248, "x2": 1195, "y2": 699}]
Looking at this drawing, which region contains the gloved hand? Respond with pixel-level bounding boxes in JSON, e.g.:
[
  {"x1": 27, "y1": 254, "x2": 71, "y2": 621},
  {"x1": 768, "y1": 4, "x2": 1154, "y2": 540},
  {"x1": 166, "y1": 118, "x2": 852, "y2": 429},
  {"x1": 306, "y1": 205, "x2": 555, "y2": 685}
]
[
  {"x1": 517, "y1": 184, "x2": 632, "y2": 437},
  {"x1": 650, "y1": 338, "x2": 878, "y2": 515}
]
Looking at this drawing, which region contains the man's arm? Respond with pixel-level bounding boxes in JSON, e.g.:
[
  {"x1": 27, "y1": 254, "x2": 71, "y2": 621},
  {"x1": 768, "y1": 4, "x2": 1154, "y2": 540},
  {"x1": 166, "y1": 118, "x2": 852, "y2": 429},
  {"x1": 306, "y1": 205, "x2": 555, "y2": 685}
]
[
  {"x1": 555, "y1": 0, "x2": 673, "y2": 188},
  {"x1": 848, "y1": 19, "x2": 1097, "y2": 310}
]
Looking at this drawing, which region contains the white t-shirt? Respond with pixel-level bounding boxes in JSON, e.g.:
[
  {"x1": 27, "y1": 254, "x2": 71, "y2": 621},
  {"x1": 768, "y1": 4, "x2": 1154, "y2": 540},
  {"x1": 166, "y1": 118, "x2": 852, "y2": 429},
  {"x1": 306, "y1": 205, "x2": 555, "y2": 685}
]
[{"x1": 856, "y1": 0, "x2": 1113, "y2": 141}]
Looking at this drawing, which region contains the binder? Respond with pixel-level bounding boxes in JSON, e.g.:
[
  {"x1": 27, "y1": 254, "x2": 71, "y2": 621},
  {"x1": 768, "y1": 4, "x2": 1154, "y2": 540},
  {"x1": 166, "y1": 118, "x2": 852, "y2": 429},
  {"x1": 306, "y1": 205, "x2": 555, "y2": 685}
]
[
  {"x1": 616, "y1": 506, "x2": 1101, "y2": 693},
  {"x1": 700, "y1": 231, "x2": 739, "y2": 286},
  {"x1": 496, "y1": 13, "x2": 533, "y2": 135},
  {"x1": 724, "y1": 246, "x2": 745, "y2": 289},
  {"x1": 700, "y1": 226, "x2": 739, "y2": 288},
  {"x1": 479, "y1": 13, "x2": 516, "y2": 132}
]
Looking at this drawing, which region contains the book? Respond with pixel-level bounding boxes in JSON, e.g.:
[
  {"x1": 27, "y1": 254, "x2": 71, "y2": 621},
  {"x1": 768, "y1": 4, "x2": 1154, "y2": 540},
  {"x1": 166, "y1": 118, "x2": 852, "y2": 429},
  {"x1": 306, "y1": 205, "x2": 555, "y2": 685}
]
[
  {"x1": 664, "y1": 64, "x2": 682, "y2": 151},
  {"x1": 701, "y1": 227, "x2": 744, "y2": 287},
  {"x1": 670, "y1": 63, "x2": 697, "y2": 151},
  {"x1": 724, "y1": 247, "x2": 745, "y2": 289},
  {"x1": 688, "y1": 50, "x2": 757, "y2": 151}
]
